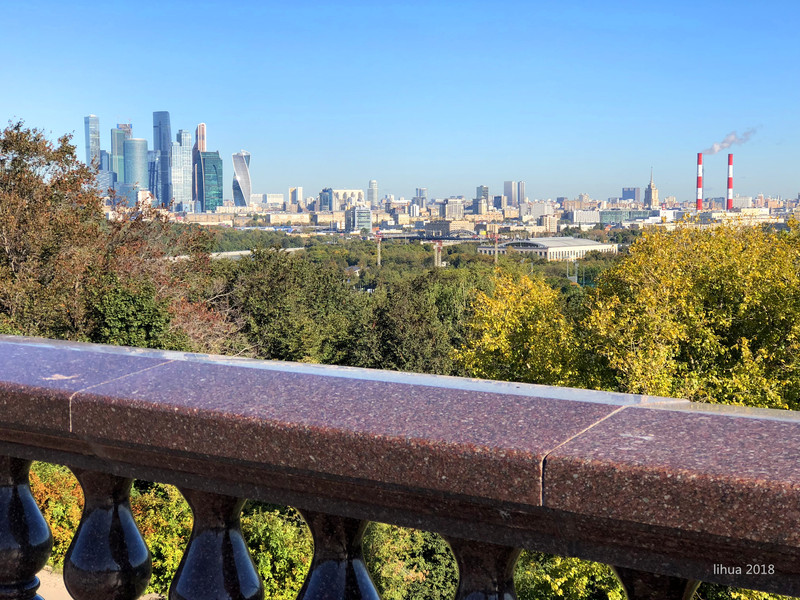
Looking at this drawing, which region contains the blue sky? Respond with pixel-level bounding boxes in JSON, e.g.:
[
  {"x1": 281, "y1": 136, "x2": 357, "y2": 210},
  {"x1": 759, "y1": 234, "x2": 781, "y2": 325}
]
[{"x1": 2, "y1": 0, "x2": 798, "y2": 202}]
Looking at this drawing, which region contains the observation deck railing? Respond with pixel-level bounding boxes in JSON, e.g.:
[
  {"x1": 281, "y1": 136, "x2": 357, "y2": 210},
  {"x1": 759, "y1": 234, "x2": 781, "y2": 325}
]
[{"x1": 0, "y1": 334, "x2": 799, "y2": 600}]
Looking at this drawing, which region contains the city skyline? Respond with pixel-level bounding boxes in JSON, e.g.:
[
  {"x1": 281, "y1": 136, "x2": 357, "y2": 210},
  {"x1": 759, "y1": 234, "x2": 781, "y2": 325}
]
[{"x1": 3, "y1": 1, "x2": 797, "y2": 201}]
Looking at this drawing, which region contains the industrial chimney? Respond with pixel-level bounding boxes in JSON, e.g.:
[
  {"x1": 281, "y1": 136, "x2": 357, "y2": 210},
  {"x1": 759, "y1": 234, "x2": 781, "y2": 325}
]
[
  {"x1": 727, "y1": 154, "x2": 733, "y2": 211},
  {"x1": 696, "y1": 153, "x2": 703, "y2": 211}
]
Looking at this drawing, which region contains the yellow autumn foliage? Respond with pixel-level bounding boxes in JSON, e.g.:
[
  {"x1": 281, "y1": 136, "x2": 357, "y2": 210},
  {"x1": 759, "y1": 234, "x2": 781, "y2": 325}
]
[{"x1": 454, "y1": 270, "x2": 578, "y2": 386}]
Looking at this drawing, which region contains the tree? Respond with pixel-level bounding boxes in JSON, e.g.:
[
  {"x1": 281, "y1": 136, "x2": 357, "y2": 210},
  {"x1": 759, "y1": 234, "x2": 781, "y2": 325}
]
[
  {"x1": 0, "y1": 121, "x2": 104, "y2": 338},
  {"x1": 581, "y1": 222, "x2": 800, "y2": 408},
  {"x1": 454, "y1": 270, "x2": 578, "y2": 386}
]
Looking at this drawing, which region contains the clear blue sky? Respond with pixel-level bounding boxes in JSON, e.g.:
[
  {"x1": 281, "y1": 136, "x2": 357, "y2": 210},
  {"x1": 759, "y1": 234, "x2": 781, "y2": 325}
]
[{"x1": 3, "y1": 0, "x2": 798, "y2": 202}]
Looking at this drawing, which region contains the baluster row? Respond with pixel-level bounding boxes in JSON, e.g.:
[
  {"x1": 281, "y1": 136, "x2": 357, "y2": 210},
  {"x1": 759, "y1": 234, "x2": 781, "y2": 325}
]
[{"x1": 0, "y1": 457, "x2": 700, "y2": 600}]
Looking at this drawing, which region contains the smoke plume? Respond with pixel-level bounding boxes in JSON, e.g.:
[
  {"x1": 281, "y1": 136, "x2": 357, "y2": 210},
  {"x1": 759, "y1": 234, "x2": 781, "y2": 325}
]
[{"x1": 703, "y1": 128, "x2": 757, "y2": 155}]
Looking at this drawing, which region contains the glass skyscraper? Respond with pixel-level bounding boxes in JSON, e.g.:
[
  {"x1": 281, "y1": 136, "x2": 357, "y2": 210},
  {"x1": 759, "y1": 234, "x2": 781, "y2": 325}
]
[
  {"x1": 123, "y1": 138, "x2": 149, "y2": 198},
  {"x1": 153, "y1": 111, "x2": 172, "y2": 206},
  {"x1": 232, "y1": 150, "x2": 251, "y2": 207},
  {"x1": 197, "y1": 151, "x2": 223, "y2": 213},
  {"x1": 111, "y1": 126, "x2": 131, "y2": 182},
  {"x1": 84, "y1": 115, "x2": 100, "y2": 169},
  {"x1": 171, "y1": 130, "x2": 193, "y2": 212}
]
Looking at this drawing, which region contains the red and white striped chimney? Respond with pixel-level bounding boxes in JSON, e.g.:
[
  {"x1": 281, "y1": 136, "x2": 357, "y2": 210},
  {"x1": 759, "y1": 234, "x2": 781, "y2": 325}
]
[
  {"x1": 696, "y1": 153, "x2": 703, "y2": 211},
  {"x1": 726, "y1": 153, "x2": 733, "y2": 211}
]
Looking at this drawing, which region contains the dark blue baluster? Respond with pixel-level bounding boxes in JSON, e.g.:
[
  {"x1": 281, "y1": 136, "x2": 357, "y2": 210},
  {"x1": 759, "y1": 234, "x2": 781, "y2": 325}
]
[
  {"x1": 446, "y1": 537, "x2": 519, "y2": 600},
  {"x1": 613, "y1": 566, "x2": 700, "y2": 600},
  {"x1": 296, "y1": 511, "x2": 379, "y2": 600},
  {"x1": 0, "y1": 457, "x2": 53, "y2": 600},
  {"x1": 169, "y1": 490, "x2": 263, "y2": 600},
  {"x1": 63, "y1": 470, "x2": 151, "y2": 600}
]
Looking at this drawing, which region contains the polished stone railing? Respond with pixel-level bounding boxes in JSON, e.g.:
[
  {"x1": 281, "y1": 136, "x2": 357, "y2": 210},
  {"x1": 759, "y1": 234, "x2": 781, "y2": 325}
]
[{"x1": 1, "y1": 334, "x2": 799, "y2": 600}]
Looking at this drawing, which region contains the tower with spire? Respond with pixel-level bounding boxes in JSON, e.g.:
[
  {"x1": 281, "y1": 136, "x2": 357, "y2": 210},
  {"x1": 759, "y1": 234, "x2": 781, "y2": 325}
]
[{"x1": 644, "y1": 168, "x2": 659, "y2": 209}]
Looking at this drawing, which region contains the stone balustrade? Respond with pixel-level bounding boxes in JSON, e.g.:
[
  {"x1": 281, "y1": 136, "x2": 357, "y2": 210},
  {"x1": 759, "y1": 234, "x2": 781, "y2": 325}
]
[{"x1": 0, "y1": 334, "x2": 799, "y2": 599}]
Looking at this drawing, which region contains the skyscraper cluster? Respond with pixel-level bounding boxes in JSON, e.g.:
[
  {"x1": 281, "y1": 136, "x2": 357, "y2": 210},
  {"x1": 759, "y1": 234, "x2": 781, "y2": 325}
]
[{"x1": 84, "y1": 112, "x2": 223, "y2": 212}]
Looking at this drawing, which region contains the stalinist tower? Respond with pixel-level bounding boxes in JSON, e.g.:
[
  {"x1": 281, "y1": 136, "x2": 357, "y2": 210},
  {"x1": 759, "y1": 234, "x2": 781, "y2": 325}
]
[{"x1": 644, "y1": 168, "x2": 659, "y2": 209}]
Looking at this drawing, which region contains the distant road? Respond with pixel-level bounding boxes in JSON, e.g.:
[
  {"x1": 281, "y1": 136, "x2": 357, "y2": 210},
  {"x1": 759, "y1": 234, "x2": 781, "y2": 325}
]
[{"x1": 171, "y1": 247, "x2": 305, "y2": 261}]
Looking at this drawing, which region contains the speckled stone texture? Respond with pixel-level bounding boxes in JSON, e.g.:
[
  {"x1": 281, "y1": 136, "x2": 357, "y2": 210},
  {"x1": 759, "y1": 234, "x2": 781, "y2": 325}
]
[
  {"x1": 543, "y1": 406, "x2": 800, "y2": 545},
  {"x1": 0, "y1": 336, "x2": 171, "y2": 433},
  {"x1": 70, "y1": 361, "x2": 627, "y2": 505}
]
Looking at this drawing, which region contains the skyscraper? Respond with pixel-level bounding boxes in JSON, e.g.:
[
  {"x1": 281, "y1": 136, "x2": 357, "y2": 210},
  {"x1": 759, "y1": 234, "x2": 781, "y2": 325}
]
[
  {"x1": 368, "y1": 180, "x2": 378, "y2": 207},
  {"x1": 148, "y1": 150, "x2": 160, "y2": 199},
  {"x1": 111, "y1": 125, "x2": 131, "y2": 182},
  {"x1": 232, "y1": 150, "x2": 252, "y2": 207},
  {"x1": 171, "y1": 130, "x2": 193, "y2": 211},
  {"x1": 123, "y1": 138, "x2": 148, "y2": 190},
  {"x1": 192, "y1": 123, "x2": 207, "y2": 208},
  {"x1": 517, "y1": 181, "x2": 526, "y2": 205},
  {"x1": 290, "y1": 187, "x2": 304, "y2": 206},
  {"x1": 197, "y1": 151, "x2": 223, "y2": 212},
  {"x1": 122, "y1": 138, "x2": 148, "y2": 205},
  {"x1": 644, "y1": 170, "x2": 659, "y2": 209},
  {"x1": 153, "y1": 111, "x2": 172, "y2": 206},
  {"x1": 84, "y1": 115, "x2": 100, "y2": 169},
  {"x1": 476, "y1": 185, "x2": 489, "y2": 201},
  {"x1": 504, "y1": 181, "x2": 518, "y2": 207}
]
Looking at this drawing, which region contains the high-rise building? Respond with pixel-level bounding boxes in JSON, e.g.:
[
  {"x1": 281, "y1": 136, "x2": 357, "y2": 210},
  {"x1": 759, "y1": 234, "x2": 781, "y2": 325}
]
[
  {"x1": 111, "y1": 125, "x2": 130, "y2": 181},
  {"x1": 197, "y1": 151, "x2": 223, "y2": 213},
  {"x1": 123, "y1": 138, "x2": 148, "y2": 191},
  {"x1": 517, "y1": 181, "x2": 526, "y2": 204},
  {"x1": 504, "y1": 181, "x2": 518, "y2": 207},
  {"x1": 153, "y1": 112, "x2": 172, "y2": 207},
  {"x1": 148, "y1": 150, "x2": 160, "y2": 200},
  {"x1": 171, "y1": 130, "x2": 193, "y2": 212},
  {"x1": 232, "y1": 151, "x2": 252, "y2": 207},
  {"x1": 290, "y1": 187, "x2": 304, "y2": 206},
  {"x1": 346, "y1": 207, "x2": 373, "y2": 233},
  {"x1": 99, "y1": 150, "x2": 110, "y2": 171},
  {"x1": 368, "y1": 180, "x2": 379, "y2": 207},
  {"x1": 622, "y1": 187, "x2": 641, "y2": 203},
  {"x1": 84, "y1": 115, "x2": 100, "y2": 169},
  {"x1": 319, "y1": 188, "x2": 334, "y2": 212},
  {"x1": 192, "y1": 123, "x2": 207, "y2": 208},
  {"x1": 413, "y1": 187, "x2": 428, "y2": 209},
  {"x1": 644, "y1": 170, "x2": 659, "y2": 209},
  {"x1": 476, "y1": 185, "x2": 489, "y2": 201}
]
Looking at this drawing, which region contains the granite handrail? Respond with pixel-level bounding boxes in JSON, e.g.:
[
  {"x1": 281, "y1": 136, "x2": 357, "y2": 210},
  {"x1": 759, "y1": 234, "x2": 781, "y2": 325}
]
[{"x1": 1, "y1": 334, "x2": 799, "y2": 599}]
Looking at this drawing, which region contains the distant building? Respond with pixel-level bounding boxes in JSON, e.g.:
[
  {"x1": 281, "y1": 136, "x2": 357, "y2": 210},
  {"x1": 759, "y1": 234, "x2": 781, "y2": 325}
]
[
  {"x1": 290, "y1": 187, "x2": 304, "y2": 206},
  {"x1": 478, "y1": 237, "x2": 617, "y2": 261},
  {"x1": 643, "y1": 170, "x2": 659, "y2": 209},
  {"x1": 368, "y1": 180, "x2": 379, "y2": 207},
  {"x1": 476, "y1": 185, "x2": 489, "y2": 201},
  {"x1": 171, "y1": 130, "x2": 193, "y2": 211},
  {"x1": 332, "y1": 189, "x2": 365, "y2": 208},
  {"x1": 152, "y1": 111, "x2": 172, "y2": 206},
  {"x1": 110, "y1": 126, "x2": 130, "y2": 181},
  {"x1": 504, "y1": 181, "x2": 517, "y2": 207},
  {"x1": 147, "y1": 150, "x2": 160, "y2": 201},
  {"x1": 346, "y1": 207, "x2": 373, "y2": 232},
  {"x1": 232, "y1": 150, "x2": 252, "y2": 207},
  {"x1": 197, "y1": 151, "x2": 223, "y2": 212},
  {"x1": 123, "y1": 138, "x2": 148, "y2": 194},
  {"x1": 319, "y1": 188, "x2": 334, "y2": 212},
  {"x1": 622, "y1": 187, "x2": 641, "y2": 203},
  {"x1": 84, "y1": 115, "x2": 100, "y2": 169},
  {"x1": 517, "y1": 181, "x2": 526, "y2": 204},
  {"x1": 192, "y1": 123, "x2": 207, "y2": 209}
]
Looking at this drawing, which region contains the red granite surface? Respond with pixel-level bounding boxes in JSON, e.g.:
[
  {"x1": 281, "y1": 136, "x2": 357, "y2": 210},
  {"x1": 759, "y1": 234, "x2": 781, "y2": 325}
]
[
  {"x1": 0, "y1": 337, "x2": 171, "y2": 432},
  {"x1": 70, "y1": 360, "x2": 631, "y2": 505},
  {"x1": 543, "y1": 406, "x2": 800, "y2": 545}
]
